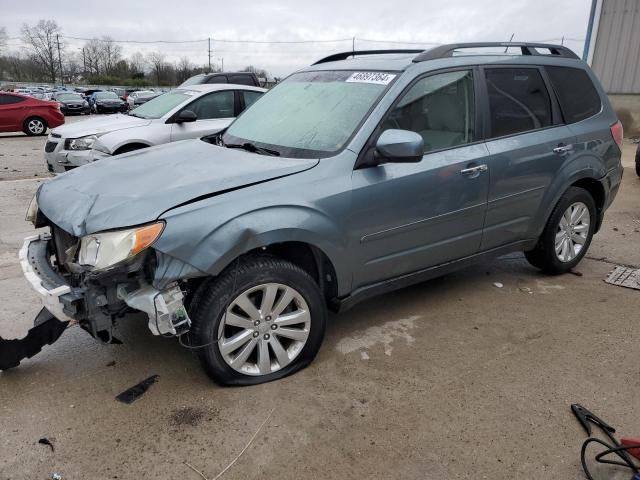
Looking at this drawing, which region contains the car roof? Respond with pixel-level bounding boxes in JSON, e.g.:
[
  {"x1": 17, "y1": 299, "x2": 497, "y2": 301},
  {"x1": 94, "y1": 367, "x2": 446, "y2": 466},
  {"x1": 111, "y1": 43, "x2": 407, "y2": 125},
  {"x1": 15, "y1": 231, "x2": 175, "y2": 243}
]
[
  {"x1": 174, "y1": 84, "x2": 266, "y2": 93},
  {"x1": 302, "y1": 43, "x2": 584, "y2": 73}
]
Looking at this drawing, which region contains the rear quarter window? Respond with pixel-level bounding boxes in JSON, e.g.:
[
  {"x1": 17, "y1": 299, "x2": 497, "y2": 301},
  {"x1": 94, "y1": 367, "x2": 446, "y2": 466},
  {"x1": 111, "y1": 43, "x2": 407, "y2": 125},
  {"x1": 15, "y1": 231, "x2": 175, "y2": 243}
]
[{"x1": 545, "y1": 66, "x2": 602, "y2": 124}]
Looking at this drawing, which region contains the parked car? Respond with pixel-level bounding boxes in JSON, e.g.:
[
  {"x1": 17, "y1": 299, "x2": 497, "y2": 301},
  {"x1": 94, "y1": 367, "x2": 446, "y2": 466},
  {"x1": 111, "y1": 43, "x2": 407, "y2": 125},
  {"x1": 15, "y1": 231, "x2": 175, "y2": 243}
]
[
  {"x1": 126, "y1": 90, "x2": 160, "y2": 110},
  {"x1": 179, "y1": 71, "x2": 261, "y2": 87},
  {"x1": 51, "y1": 92, "x2": 90, "y2": 115},
  {"x1": 89, "y1": 91, "x2": 127, "y2": 114},
  {"x1": 0, "y1": 92, "x2": 64, "y2": 135},
  {"x1": 45, "y1": 84, "x2": 265, "y2": 173},
  {"x1": 12, "y1": 43, "x2": 623, "y2": 385}
]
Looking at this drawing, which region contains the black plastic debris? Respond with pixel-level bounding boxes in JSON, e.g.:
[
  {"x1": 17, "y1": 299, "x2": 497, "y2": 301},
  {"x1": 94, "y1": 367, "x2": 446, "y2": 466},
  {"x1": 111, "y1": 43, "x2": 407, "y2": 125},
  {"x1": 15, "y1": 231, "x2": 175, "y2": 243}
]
[
  {"x1": 38, "y1": 437, "x2": 54, "y2": 452},
  {"x1": 0, "y1": 308, "x2": 68, "y2": 371},
  {"x1": 116, "y1": 375, "x2": 159, "y2": 404}
]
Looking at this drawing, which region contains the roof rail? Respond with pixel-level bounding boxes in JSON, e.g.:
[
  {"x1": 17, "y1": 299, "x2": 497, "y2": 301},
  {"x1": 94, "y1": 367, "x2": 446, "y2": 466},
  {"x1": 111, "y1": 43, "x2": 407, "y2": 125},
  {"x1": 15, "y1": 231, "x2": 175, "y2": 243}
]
[
  {"x1": 413, "y1": 42, "x2": 580, "y2": 62},
  {"x1": 313, "y1": 49, "x2": 425, "y2": 65}
]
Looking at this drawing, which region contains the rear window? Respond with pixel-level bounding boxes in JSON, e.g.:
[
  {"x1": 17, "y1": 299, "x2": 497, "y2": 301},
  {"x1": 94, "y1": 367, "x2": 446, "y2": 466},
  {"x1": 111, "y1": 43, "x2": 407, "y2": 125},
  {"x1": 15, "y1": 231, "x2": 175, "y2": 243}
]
[
  {"x1": 545, "y1": 66, "x2": 601, "y2": 124},
  {"x1": 485, "y1": 68, "x2": 553, "y2": 138}
]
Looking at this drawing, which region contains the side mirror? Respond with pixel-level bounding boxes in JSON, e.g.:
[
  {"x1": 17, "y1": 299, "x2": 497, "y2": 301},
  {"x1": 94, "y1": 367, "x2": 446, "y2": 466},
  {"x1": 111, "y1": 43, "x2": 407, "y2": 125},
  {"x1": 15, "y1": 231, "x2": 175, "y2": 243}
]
[
  {"x1": 175, "y1": 109, "x2": 197, "y2": 123},
  {"x1": 374, "y1": 129, "x2": 424, "y2": 164}
]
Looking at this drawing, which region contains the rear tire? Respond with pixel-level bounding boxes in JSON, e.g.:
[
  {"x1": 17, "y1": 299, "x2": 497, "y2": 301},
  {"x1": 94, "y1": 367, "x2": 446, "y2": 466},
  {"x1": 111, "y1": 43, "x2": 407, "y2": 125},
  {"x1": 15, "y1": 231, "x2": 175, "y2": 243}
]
[
  {"x1": 23, "y1": 117, "x2": 47, "y2": 136},
  {"x1": 189, "y1": 256, "x2": 327, "y2": 386},
  {"x1": 525, "y1": 187, "x2": 596, "y2": 274},
  {"x1": 635, "y1": 144, "x2": 640, "y2": 177}
]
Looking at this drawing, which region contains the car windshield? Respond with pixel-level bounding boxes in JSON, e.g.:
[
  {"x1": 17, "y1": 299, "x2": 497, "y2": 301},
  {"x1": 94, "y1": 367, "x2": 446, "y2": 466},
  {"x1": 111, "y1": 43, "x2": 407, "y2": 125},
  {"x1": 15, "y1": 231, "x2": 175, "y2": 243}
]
[
  {"x1": 129, "y1": 90, "x2": 194, "y2": 119},
  {"x1": 95, "y1": 92, "x2": 119, "y2": 100},
  {"x1": 179, "y1": 74, "x2": 205, "y2": 87},
  {"x1": 57, "y1": 93, "x2": 82, "y2": 102},
  {"x1": 222, "y1": 70, "x2": 395, "y2": 158}
]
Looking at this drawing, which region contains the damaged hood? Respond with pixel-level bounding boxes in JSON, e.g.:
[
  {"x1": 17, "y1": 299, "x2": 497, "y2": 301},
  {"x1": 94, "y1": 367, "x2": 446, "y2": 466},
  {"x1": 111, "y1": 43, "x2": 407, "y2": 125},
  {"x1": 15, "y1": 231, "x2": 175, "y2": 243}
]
[
  {"x1": 50, "y1": 114, "x2": 151, "y2": 138},
  {"x1": 38, "y1": 140, "x2": 319, "y2": 236}
]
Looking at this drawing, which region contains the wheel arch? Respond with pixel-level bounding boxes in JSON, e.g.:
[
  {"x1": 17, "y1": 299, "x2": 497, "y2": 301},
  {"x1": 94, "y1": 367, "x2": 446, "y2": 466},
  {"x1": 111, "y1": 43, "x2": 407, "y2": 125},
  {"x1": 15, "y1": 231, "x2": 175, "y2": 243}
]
[{"x1": 113, "y1": 142, "x2": 152, "y2": 156}]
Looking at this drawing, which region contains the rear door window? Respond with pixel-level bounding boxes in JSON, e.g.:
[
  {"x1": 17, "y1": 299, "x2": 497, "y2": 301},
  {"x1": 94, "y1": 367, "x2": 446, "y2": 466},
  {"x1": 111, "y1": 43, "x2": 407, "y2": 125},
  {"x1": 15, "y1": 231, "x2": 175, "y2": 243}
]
[
  {"x1": 485, "y1": 68, "x2": 552, "y2": 138},
  {"x1": 242, "y1": 91, "x2": 262, "y2": 109},
  {"x1": 0, "y1": 94, "x2": 25, "y2": 105},
  {"x1": 545, "y1": 66, "x2": 601, "y2": 123}
]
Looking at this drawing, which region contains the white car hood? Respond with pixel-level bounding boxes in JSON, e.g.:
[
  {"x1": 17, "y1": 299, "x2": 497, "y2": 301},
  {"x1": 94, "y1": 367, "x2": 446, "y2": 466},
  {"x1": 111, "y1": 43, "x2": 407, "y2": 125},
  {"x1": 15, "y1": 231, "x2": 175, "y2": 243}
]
[{"x1": 51, "y1": 114, "x2": 152, "y2": 138}]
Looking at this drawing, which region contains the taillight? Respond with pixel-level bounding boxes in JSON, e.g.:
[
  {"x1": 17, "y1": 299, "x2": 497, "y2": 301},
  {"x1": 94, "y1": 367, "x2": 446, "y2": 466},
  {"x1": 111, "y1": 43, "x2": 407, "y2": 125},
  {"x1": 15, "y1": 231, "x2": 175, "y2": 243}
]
[{"x1": 610, "y1": 120, "x2": 623, "y2": 151}]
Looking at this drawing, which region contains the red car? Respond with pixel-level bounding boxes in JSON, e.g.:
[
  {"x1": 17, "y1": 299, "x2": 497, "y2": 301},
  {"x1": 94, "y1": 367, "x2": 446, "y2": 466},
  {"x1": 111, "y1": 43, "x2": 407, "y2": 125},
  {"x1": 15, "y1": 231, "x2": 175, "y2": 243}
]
[{"x1": 0, "y1": 92, "x2": 65, "y2": 136}]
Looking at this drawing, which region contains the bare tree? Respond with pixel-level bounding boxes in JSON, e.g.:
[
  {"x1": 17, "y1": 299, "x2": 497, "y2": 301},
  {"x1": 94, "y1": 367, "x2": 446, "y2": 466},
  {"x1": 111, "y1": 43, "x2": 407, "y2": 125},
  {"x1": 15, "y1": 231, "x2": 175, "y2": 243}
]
[
  {"x1": 146, "y1": 51, "x2": 165, "y2": 85},
  {"x1": 242, "y1": 65, "x2": 270, "y2": 79},
  {"x1": 100, "y1": 36, "x2": 121, "y2": 74},
  {"x1": 129, "y1": 51, "x2": 145, "y2": 75},
  {"x1": 176, "y1": 56, "x2": 192, "y2": 83},
  {"x1": 21, "y1": 20, "x2": 62, "y2": 83},
  {"x1": 83, "y1": 38, "x2": 102, "y2": 75}
]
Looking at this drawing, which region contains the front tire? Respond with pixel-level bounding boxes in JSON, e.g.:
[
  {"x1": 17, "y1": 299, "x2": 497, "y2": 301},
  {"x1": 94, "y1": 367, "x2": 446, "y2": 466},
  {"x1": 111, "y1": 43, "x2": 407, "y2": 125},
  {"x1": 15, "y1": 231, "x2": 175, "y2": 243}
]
[
  {"x1": 635, "y1": 144, "x2": 639, "y2": 177},
  {"x1": 189, "y1": 256, "x2": 327, "y2": 386},
  {"x1": 525, "y1": 187, "x2": 596, "y2": 274},
  {"x1": 23, "y1": 117, "x2": 47, "y2": 136}
]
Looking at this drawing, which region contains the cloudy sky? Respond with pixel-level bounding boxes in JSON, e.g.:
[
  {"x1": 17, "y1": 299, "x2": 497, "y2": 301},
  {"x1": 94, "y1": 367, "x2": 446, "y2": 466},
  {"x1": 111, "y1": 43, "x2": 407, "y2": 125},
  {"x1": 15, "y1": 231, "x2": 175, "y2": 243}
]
[{"x1": 3, "y1": 0, "x2": 592, "y2": 76}]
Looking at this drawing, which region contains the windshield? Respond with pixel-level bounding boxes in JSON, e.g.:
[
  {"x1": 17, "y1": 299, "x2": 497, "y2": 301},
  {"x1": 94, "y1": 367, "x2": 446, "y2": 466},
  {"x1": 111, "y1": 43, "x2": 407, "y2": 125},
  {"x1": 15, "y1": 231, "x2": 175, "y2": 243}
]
[
  {"x1": 222, "y1": 70, "x2": 395, "y2": 158},
  {"x1": 129, "y1": 90, "x2": 194, "y2": 119},
  {"x1": 57, "y1": 93, "x2": 83, "y2": 102},
  {"x1": 95, "y1": 92, "x2": 119, "y2": 100},
  {"x1": 179, "y1": 74, "x2": 205, "y2": 87}
]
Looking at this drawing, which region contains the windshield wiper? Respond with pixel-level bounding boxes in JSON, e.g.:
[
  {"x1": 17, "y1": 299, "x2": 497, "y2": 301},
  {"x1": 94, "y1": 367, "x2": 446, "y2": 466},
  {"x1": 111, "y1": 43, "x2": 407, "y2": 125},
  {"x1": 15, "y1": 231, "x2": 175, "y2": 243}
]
[{"x1": 225, "y1": 142, "x2": 280, "y2": 157}]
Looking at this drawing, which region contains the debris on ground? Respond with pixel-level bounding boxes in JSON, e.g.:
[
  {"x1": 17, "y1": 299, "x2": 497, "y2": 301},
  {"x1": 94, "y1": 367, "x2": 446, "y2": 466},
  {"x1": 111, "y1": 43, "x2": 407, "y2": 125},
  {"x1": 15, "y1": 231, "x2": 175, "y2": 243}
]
[
  {"x1": 605, "y1": 266, "x2": 640, "y2": 291},
  {"x1": 519, "y1": 287, "x2": 533, "y2": 294},
  {"x1": 106, "y1": 361, "x2": 116, "y2": 367},
  {"x1": 493, "y1": 282, "x2": 504, "y2": 288},
  {"x1": 115, "y1": 375, "x2": 159, "y2": 404},
  {"x1": 569, "y1": 270, "x2": 583, "y2": 277},
  {"x1": 170, "y1": 407, "x2": 205, "y2": 427},
  {"x1": 38, "y1": 437, "x2": 54, "y2": 452},
  {"x1": 51, "y1": 473, "x2": 62, "y2": 480}
]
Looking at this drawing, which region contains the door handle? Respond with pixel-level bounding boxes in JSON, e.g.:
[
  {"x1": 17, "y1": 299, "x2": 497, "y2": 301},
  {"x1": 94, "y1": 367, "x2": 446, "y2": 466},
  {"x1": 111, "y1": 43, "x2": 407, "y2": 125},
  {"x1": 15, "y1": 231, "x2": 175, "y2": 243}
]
[
  {"x1": 460, "y1": 164, "x2": 488, "y2": 176},
  {"x1": 553, "y1": 144, "x2": 573, "y2": 155}
]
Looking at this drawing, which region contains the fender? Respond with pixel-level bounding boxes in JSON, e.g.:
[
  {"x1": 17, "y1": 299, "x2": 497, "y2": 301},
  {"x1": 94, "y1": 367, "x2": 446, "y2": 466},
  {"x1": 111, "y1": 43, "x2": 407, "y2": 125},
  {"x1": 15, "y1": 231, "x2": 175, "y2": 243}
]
[
  {"x1": 154, "y1": 205, "x2": 352, "y2": 296},
  {"x1": 529, "y1": 148, "x2": 608, "y2": 239}
]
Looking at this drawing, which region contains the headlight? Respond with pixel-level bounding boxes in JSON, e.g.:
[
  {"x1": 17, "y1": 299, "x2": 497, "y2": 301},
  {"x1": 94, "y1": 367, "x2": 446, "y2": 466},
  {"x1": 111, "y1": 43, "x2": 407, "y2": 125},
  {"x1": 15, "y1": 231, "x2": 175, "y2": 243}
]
[
  {"x1": 66, "y1": 135, "x2": 97, "y2": 150},
  {"x1": 78, "y1": 222, "x2": 164, "y2": 271},
  {"x1": 25, "y1": 194, "x2": 38, "y2": 225}
]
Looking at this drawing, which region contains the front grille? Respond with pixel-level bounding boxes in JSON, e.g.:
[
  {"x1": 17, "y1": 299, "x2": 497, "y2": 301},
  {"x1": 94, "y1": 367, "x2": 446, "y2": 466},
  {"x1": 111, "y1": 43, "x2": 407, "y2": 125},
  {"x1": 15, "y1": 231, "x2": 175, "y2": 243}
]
[{"x1": 44, "y1": 141, "x2": 57, "y2": 152}]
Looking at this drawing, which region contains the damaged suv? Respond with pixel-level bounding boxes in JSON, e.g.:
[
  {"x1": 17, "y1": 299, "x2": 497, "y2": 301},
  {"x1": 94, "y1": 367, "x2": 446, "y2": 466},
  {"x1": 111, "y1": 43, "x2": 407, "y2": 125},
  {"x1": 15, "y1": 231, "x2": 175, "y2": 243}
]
[{"x1": 7, "y1": 43, "x2": 623, "y2": 385}]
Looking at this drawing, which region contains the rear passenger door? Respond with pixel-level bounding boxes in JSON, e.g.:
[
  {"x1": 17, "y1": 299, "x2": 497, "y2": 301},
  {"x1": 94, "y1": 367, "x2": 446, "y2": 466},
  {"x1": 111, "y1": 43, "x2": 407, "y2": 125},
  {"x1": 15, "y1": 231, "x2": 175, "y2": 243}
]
[
  {"x1": 480, "y1": 66, "x2": 578, "y2": 251},
  {"x1": 170, "y1": 90, "x2": 237, "y2": 141}
]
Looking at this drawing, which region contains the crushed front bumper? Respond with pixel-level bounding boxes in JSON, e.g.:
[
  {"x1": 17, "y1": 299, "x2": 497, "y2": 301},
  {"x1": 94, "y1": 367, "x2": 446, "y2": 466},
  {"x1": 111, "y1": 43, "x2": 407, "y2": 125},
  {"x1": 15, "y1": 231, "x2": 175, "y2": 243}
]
[{"x1": 19, "y1": 233, "x2": 77, "y2": 323}]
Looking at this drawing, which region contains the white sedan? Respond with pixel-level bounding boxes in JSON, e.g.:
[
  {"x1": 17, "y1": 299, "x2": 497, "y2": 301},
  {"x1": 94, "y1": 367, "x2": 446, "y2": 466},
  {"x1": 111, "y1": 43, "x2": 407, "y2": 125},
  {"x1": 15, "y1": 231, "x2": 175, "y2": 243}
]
[{"x1": 45, "y1": 84, "x2": 265, "y2": 174}]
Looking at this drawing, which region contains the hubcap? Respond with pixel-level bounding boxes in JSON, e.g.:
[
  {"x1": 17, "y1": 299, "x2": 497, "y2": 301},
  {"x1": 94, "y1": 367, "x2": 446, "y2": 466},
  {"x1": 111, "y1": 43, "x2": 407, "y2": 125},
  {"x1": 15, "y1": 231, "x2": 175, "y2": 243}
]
[
  {"x1": 217, "y1": 283, "x2": 311, "y2": 376},
  {"x1": 28, "y1": 119, "x2": 44, "y2": 134},
  {"x1": 555, "y1": 202, "x2": 590, "y2": 263}
]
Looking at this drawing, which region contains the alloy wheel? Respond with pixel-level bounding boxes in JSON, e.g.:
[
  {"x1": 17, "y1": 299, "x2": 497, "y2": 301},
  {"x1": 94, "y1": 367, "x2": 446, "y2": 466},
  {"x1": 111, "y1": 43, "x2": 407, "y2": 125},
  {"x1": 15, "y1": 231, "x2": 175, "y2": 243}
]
[
  {"x1": 28, "y1": 119, "x2": 45, "y2": 135},
  {"x1": 555, "y1": 201, "x2": 590, "y2": 262},
  {"x1": 217, "y1": 283, "x2": 311, "y2": 376}
]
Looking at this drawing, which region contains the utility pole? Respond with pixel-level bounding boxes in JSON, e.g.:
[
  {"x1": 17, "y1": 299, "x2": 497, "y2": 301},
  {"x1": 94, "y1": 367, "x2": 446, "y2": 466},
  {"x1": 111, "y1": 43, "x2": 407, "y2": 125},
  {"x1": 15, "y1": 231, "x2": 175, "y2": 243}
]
[
  {"x1": 56, "y1": 34, "x2": 64, "y2": 86},
  {"x1": 221, "y1": 57, "x2": 224, "y2": 72},
  {"x1": 209, "y1": 38, "x2": 212, "y2": 72},
  {"x1": 352, "y1": 36, "x2": 355, "y2": 57},
  {"x1": 82, "y1": 48, "x2": 86, "y2": 76}
]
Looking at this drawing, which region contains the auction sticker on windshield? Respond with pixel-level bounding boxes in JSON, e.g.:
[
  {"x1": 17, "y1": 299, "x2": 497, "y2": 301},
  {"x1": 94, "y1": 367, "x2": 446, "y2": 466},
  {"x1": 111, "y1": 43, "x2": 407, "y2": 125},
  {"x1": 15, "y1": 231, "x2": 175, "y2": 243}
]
[{"x1": 346, "y1": 72, "x2": 396, "y2": 85}]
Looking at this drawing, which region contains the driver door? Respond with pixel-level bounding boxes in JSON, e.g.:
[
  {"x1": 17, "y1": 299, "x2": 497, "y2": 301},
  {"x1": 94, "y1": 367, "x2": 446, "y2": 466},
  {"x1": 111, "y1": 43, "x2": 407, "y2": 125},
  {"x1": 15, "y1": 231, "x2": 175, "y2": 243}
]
[
  {"x1": 170, "y1": 90, "x2": 237, "y2": 141},
  {"x1": 350, "y1": 69, "x2": 490, "y2": 289}
]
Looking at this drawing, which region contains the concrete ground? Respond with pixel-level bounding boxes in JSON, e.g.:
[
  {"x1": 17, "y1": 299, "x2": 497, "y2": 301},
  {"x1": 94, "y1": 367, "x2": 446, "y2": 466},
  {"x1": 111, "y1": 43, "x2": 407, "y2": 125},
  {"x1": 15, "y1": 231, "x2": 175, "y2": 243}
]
[{"x1": 0, "y1": 121, "x2": 639, "y2": 480}]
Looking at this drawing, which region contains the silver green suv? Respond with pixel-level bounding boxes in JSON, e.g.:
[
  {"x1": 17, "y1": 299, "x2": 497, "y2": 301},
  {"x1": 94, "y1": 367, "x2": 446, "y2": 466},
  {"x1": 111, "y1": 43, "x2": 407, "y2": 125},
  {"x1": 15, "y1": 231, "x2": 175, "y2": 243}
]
[{"x1": 5, "y1": 43, "x2": 624, "y2": 385}]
